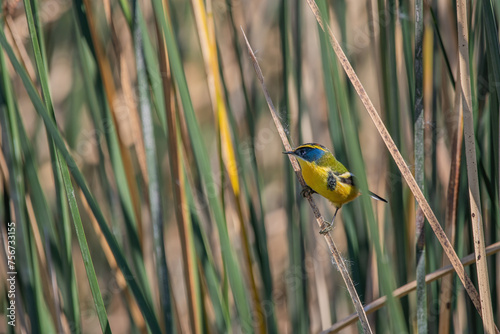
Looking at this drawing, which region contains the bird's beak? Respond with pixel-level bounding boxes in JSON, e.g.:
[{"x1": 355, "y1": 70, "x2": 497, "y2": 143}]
[{"x1": 283, "y1": 151, "x2": 295, "y2": 155}]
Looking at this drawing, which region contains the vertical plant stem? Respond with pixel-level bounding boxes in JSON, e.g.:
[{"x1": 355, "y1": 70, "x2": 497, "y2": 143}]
[
  {"x1": 438, "y1": 64, "x2": 463, "y2": 334},
  {"x1": 414, "y1": 0, "x2": 427, "y2": 331},
  {"x1": 279, "y1": 0, "x2": 310, "y2": 332},
  {"x1": 429, "y1": 8, "x2": 455, "y2": 89},
  {"x1": 1, "y1": 100, "x2": 42, "y2": 333},
  {"x1": 134, "y1": 1, "x2": 173, "y2": 331},
  {"x1": 77, "y1": 0, "x2": 143, "y2": 239},
  {"x1": 377, "y1": 0, "x2": 409, "y2": 295},
  {"x1": 74, "y1": 0, "x2": 156, "y2": 310},
  {"x1": 153, "y1": 1, "x2": 253, "y2": 328},
  {"x1": 155, "y1": 1, "x2": 198, "y2": 331},
  {"x1": 191, "y1": 0, "x2": 265, "y2": 330},
  {"x1": 224, "y1": 9, "x2": 274, "y2": 319},
  {"x1": 456, "y1": 0, "x2": 495, "y2": 332},
  {"x1": 21, "y1": 0, "x2": 81, "y2": 329}
]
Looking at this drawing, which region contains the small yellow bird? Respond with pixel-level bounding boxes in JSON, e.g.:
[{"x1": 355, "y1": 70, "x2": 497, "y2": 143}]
[{"x1": 284, "y1": 143, "x2": 387, "y2": 233}]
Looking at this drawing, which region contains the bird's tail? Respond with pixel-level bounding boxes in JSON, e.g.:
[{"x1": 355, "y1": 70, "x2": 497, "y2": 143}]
[{"x1": 369, "y1": 191, "x2": 388, "y2": 203}]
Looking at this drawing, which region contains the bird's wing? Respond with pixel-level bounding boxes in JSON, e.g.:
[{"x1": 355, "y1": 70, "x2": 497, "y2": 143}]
[
  {"x1": 339, "y1": 172, "x2": 388, "y2": 203},
  {"x1": 334, "y1": 171, "x2": 355, "y2": 186}
]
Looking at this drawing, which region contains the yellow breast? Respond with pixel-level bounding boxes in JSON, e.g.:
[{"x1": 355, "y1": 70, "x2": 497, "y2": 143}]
[{"x1": 298, "y1": 160, "x2": 359, "y2": 208}]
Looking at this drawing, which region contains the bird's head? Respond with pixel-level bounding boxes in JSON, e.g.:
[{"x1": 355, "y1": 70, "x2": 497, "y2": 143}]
[{"x1": 283, "y1": 143, "x2": 330, "y2": 164}]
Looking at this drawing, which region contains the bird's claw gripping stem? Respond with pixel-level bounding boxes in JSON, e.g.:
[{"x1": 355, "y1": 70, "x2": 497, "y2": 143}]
[
  {"x1": 319, "y1": 220, "x2": 333, "y2": 235},
  {"x1": 300, "y1": 186, "x2": 315, "y2": 198}
]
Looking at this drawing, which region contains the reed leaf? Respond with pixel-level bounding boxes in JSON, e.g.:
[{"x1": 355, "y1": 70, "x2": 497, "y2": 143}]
[
  {"x1": 0, "y1": 28, "x2": 162, "y2": 332},
  {"x1": 456, "y1": 0, "x2": 495, "y2": 331}
]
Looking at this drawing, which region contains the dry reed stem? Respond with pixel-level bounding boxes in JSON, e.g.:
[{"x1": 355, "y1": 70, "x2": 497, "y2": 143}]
[
  {"x1": 119, "y1": 54, "x2": 150, "y2": 188},
  {"x1": 304, "y1": 0, "x2": 491, "y2": 324},
  {"x1": 242, "y1": 28, "x2": 373, "y2": 334},
  {"x1": 323, "y1": 241, "x2": 500, "y2": 333},
  {"x1": 438, "y1": 63, "x2": 463, "y2": 334},
  {"x1": 156, "y1": 3, "x2": 201, "y2": 332},
  {"x1": 0, "y1": 149, "x2": 9, "y2": 189},
  {"x1": 117, "y1": 39, "x2": 146, "y2": 246},
  {"x1": 455, "y1": 0, "x2": 495, "y2": 332}
]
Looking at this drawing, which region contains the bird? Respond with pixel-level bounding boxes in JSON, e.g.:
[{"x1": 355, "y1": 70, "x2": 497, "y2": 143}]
[{"x1": 283, "y1": 143, "x2": 387, "y2": 234}]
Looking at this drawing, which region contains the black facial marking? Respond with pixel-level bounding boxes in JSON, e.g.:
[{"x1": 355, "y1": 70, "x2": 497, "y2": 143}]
[{"x1": 327, "y1": 171, "x2": 337, "y2": 191}]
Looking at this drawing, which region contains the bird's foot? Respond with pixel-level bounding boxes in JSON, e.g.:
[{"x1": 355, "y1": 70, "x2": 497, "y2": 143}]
[
  {"x1": 300, "y1": 186, "x2": 316, "y2": 198},
  {"x1": 319, "y1": 219, "x2": 333, "y2": 235}
]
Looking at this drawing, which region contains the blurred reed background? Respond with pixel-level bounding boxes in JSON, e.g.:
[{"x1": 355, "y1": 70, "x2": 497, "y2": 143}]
[{"x1": 0, "y1": 0, "x2": 499, "y2": 332}]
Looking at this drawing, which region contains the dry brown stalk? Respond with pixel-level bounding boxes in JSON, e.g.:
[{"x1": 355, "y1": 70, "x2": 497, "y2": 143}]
[
  {"x1": 455, "y1": 0, "x2": 495, "y2": 332},
  {"x1": 156, "y1": 2, "x2": 201, "y2": 332},
  {"x1": 438, "y1": 62, "x2": 463, "y2": 334}
]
